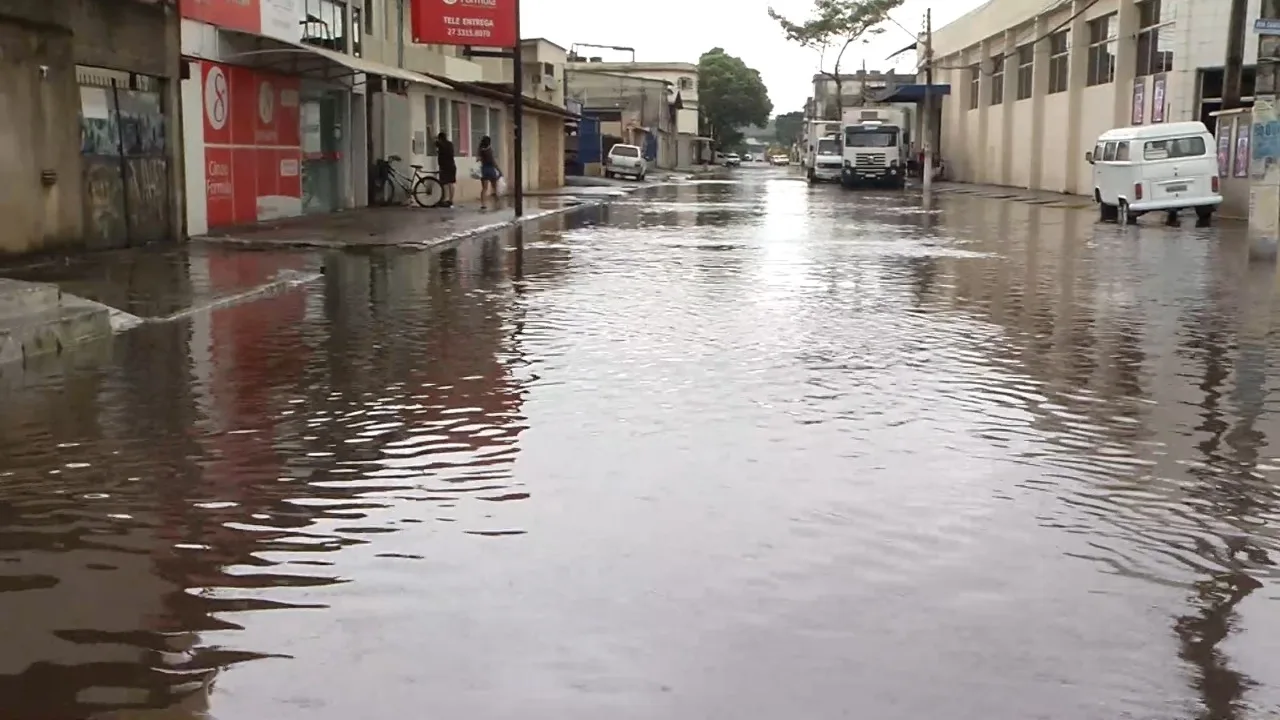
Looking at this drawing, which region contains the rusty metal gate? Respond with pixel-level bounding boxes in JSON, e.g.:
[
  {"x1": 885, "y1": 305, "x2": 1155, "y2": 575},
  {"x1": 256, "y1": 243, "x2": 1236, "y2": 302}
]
[{"x1": 77, "y1": 66, "x2": 169, "y2": 249}]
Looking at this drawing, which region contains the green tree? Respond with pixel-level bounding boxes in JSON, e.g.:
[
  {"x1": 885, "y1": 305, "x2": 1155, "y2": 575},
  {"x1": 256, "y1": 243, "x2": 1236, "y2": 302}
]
[
  {"x1": 774, "y1": 110, "x2": 805, "y2": 146},
  {"x1": 768, "y1": 0, "x2": 905, "y2": 121},
  {"x1": 698, "y1": 48, "x2": 773, "y2": 151}
]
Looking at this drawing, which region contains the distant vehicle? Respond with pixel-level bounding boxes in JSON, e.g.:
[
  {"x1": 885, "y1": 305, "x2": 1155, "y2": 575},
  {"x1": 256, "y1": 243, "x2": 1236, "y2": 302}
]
[
  {"x1": 840, "y1": 106, "x2": 909, "y2": 190},
  {"x1": 605, "y1": 143, "x2": 647, "y2": 180},
  {"x1": 723, "y1": 153, "x2": 741, "y2": 167},
  {"x1": 1087, "y1": 121, "x2": 1221, "y2": 226},
  {"x1": 743, "y1": 153, "x2": 755, "y2": 162},
  {"x1": 807, "y1": 136, "x2": 843, "y2": 184},
  {"x1": 769, "y1": 154, "x2": 790, "y2": 166}
]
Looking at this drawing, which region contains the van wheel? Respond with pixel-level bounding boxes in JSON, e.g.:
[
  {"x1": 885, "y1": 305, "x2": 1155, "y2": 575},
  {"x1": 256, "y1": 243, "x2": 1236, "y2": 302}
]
[
  {"x1": 1099, "y1": 202, "x2": 1118, "y2": 223},
  {"x1": 1195, "y1": 206, "x2": 1214, "y2": 226},
  {"x1": 1118, "y1": 200, "x2": 1138, "y2": 225}
]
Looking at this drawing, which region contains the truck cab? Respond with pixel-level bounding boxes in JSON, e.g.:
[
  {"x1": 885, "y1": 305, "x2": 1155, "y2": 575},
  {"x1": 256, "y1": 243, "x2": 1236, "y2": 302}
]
[
  {"x1": 840, "y1": 108, "x2": 908, "y2": 190},
  {"x1": 807, "y1": 135, "x2": 844, "y2": 183}
]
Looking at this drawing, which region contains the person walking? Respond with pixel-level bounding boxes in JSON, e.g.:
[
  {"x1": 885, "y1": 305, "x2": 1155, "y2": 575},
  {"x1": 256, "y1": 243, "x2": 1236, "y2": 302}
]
[
  {"x1": 478, "y1": 135, "x2": 501, "y2": 210},
  {"x1": 435, "y1": 132, "x2": 456, "y2": 207}
]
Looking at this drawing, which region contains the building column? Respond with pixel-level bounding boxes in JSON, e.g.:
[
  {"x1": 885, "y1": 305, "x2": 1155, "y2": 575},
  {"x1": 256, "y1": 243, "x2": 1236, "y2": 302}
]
[
  {"x1": 1111, "y1": 0, "x2": 1140, "y2": 127},
  {"x1": 1064, "y1": 0, "x2": 1090, "y2": 195},
  {"x1": 953, "y1": 56, "x2": 971, "y2": 181},
  {"x1": 1000, "y1": 29, "x2": 1018, "y2": 186},
  {"x1": 1029, "y1": 13, "x2": 1051, "y2": 189},
  {"x1": 1250, "y1": 0, "x2": 1280, "y2": 257},
  {"x1": 977, "y1": 39, "x2": 992, "y2": 184}
]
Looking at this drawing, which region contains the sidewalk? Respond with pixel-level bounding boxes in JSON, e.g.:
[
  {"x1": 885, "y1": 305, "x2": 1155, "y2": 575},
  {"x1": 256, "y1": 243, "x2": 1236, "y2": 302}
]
[
  {"x1": 195, "y1": 195, "x2": 597, "y2": 251},
  {"x1": 931, "y1": 181, "x2": 1094, "y2": 210}
]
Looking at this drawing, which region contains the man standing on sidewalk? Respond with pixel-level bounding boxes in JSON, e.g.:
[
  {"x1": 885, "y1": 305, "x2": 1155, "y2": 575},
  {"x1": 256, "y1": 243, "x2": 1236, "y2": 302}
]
[{"x1": 435, "y1": 132, "x2": 457, "y2": 208}]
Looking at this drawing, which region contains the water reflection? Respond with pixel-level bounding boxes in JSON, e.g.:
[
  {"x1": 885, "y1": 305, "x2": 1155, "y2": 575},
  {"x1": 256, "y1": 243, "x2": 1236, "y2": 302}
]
[{"x1": 4, "y1": 170, "x2": 1280, "y2": 717}]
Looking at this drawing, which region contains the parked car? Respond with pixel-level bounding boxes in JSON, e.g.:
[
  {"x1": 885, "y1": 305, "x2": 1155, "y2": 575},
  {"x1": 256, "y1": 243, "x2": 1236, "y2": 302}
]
[
  {"x1": 743, "y1": 153, "x2": 754, "y2": 162},
  {"x1": 605, "y1": 143, "x2": 648, "y2": 180},
  {"x1": 723, "y1": 153, "x2": 741, "y2": 168},
  {"x1": 1086, "y1": 121, "x2": 1221, "y2": 225}
]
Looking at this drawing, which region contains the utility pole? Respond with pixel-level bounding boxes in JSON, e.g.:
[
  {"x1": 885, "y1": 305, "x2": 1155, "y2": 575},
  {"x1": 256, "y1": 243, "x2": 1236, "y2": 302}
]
[
  {"x1": 922, "y1": 8, "x2": 934, "y2": 197},
  {"x1": 1223, "y1": 0, "x2": 1249, "y2": 109}
]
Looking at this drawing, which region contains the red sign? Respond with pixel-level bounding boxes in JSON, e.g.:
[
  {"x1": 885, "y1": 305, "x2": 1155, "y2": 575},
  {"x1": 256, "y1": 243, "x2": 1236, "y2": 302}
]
[
  {"x1": 182, "y1": 0, "x2": 261, "y2": 34},
  {"x1": 200, "y1": 61, "x2": 303, "y2": 228},
  {"x1": 410, "y1": 0, "x2": 518, "y2": 48}
]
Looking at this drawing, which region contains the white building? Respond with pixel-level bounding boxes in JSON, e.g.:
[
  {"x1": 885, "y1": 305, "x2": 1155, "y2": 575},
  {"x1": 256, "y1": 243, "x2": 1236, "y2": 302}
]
[
  {"x1": 565, "y1": 60, "x2": 707, "y2": 169},
  {"x1": 930, "y1": 0, "x2": 1259, "y2": 195}
]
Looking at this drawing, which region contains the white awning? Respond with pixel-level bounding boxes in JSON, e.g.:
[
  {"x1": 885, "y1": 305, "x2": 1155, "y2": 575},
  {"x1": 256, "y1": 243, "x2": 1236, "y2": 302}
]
[{"x1": 217, "y1": 30, "x2": 449, "y2": 89}]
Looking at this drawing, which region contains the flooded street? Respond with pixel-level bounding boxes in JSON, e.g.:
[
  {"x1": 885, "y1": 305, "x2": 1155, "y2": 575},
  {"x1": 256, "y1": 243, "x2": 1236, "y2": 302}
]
[{"x1": 5, "y1": 169, "x2": 1280, "y2": 719}]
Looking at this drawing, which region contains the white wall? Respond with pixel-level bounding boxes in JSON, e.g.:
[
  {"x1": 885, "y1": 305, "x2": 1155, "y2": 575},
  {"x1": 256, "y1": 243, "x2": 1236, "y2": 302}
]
[{"x1": 180, "y1": 64, "x2": 207, "y2": 236}]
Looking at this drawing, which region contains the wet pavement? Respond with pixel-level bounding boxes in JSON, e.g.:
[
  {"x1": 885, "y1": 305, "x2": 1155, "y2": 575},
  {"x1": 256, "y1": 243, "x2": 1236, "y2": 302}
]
[{"x1": 4, "y1": 168, "x2": 1280, "y2": 719}]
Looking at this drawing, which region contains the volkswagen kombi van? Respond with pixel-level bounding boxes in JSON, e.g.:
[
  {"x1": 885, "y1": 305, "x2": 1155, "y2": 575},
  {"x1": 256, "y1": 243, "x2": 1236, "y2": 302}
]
[{"x1": 1086, "y1": 121, "x2": 1222, "y2": 225}]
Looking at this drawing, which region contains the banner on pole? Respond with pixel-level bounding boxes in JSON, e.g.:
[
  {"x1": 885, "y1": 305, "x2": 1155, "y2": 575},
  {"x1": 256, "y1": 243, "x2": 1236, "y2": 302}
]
[{"x1": 410, "y1": 0, "x2": 518, "y2": 47}]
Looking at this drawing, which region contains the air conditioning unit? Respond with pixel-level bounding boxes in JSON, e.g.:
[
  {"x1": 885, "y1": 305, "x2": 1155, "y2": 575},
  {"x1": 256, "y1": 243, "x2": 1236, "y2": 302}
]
[{"x1": 542, "y1": 75, "x2": 556, "y2": 91}]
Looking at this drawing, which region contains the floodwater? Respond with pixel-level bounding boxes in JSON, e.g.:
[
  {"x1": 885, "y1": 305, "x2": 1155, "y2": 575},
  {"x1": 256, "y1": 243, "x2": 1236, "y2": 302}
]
[{"x1": 3, "y1": 169, "x2": 1280, "y2": 719}]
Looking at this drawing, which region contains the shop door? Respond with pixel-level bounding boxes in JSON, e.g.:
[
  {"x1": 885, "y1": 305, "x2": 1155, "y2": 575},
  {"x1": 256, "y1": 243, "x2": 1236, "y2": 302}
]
[{"x1": 301, "y1": 94, "x2": 342, "y2": 214}]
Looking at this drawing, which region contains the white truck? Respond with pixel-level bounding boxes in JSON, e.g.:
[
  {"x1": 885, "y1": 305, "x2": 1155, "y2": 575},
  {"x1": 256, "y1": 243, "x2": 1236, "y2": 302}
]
[
  {"x1": 802, "y1": 119, "x2": 843, "y2": 182},
  {"x1": 840, "y1": 106, "x2": 911, "y2": 190}
]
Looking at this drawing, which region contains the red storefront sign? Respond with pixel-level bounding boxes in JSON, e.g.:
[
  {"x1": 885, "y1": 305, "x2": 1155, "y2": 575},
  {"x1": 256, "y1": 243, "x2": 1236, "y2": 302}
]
[
  {"x1": 410, "y1": 0, "x2": 518, "y2": 47},
  {"x1": 182, "y1": 0, "x2": 261, "y2": 34},
  {"x1": 200, "y1": 61, "x2": 303, "y2": 228},
  {"x1": 181, "y1": 0, "x2": 303, "y2": 43}
]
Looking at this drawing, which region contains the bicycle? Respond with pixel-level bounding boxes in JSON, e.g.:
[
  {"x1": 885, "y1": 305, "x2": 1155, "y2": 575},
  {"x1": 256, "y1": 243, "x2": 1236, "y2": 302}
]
[{"x1": 372, "y1": 155, "x2": 445, "y2": 208}]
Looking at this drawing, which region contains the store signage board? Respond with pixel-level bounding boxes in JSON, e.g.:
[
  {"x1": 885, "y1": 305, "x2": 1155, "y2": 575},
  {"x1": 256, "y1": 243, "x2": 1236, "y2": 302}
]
[
  {"x1": 1255, "y1": 18, "x2": 1280, "y2": 35},
  {"x1": 411, "y1": 0, "x2": 518, "y2": 48},
  {"x1": 181, "y1": 0, "x2": 303, "y2": 43}
]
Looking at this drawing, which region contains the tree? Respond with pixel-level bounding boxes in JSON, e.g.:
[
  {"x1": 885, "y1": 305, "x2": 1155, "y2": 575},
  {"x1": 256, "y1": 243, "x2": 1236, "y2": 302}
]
[
  {"x1": 769, "y1": 0, "x2": 905, "y2": 121},
  {"x1": 774, "y1": 110, "x2": 804, "y2": 146},
  {"x1": 698, "y1": 48, "x2": 773, "y2": 151}
]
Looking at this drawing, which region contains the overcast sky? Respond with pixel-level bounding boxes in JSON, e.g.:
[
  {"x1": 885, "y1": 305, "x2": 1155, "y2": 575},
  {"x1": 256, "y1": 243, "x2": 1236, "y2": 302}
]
[{"x1": 522, "y1": 0, "x2": 988, "y2": 116}]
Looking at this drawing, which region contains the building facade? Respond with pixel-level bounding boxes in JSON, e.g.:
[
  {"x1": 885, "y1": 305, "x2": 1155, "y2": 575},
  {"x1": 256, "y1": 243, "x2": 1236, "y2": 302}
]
[
  {"x1": 930, "y1": 0, "x2": 1258, "y2": 195},
  {"x1": 565, "y1": 60, "x2": 707, "y2": 169},
  {"x1": 808, "y1": 70, "x2": 917, "y2": 120},
  {"x1": 1, "y1": 0, "x2": 184, "y2": 256}
]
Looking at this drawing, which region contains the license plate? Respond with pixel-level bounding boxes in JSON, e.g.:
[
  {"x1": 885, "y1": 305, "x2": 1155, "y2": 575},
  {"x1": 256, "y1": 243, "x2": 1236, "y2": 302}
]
[{"x1": 1165, "y1": 183, "x2": 1188, "y2": 192}]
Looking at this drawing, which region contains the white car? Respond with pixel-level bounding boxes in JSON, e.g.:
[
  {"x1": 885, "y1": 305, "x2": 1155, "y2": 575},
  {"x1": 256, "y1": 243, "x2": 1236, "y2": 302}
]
[
  {"x1": 605, "y1": 144, "x2": 647, "y2": 180},
  {"x1": 723, "y1": 153, "x2": 741, "y2": 167}
]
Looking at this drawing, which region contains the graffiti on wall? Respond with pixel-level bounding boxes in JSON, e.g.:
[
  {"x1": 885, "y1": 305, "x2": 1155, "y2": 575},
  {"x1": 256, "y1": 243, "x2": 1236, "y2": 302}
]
[{"x1": 79, "y1": 78, "x2": 169, "y2": 247}]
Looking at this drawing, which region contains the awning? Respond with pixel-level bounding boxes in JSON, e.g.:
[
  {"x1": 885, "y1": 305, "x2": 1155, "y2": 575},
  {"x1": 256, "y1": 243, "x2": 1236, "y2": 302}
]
[
  {"x1": 874, "y1": 84, "x2": 952, "y2": 103},
  {"x1": 217, "y1": 30, "x2": 449, "y2": 88},
  {"x1": 431, "y1": 77, "x2": 581, "y2": 118},
  {"x1": 887, "y1": 41, "x2": 918, "y2": 61}
]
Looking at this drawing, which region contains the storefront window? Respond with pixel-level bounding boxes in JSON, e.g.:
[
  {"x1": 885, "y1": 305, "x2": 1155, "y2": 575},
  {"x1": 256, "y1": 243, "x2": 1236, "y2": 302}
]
[
  {"x1": 488, "y1": 107, "x2": 501, "y2": 159},
  {"x1": 426, "y1": 95, "x2": 437, "y2": 155},
  {"x1": 470, "y1": 103, "x2": 489, "y2": 156},
  {"x1": 451, "y1": 100, "x2": 466, "y2": 155}
]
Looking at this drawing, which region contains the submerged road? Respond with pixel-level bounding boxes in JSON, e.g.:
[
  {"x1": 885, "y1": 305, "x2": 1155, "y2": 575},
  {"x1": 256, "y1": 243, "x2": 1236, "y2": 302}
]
[{"x1": 3, "y1": 168, "x2": 1280, "y2": 719}]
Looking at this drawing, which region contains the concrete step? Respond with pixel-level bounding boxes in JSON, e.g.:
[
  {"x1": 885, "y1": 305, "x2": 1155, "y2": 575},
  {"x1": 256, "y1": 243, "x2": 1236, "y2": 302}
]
[
  {"x1": 0, "y1": 279, "x2": 61, "y2": 320},
  {"x1": 0, "y1": 303, "x2": 113, "y2": 366}
]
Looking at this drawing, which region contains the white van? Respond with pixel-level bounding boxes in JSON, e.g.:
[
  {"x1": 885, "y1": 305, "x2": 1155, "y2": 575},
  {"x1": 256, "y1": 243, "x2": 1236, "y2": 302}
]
[{"x1": 1087, "y1": 122, "x2": 1222, "y2": 225}]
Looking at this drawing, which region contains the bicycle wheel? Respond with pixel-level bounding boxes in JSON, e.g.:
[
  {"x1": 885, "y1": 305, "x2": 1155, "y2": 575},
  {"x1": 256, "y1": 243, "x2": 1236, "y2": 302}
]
[{"x1": 412, "y1": 176, "x2": 445, "y2": 208}]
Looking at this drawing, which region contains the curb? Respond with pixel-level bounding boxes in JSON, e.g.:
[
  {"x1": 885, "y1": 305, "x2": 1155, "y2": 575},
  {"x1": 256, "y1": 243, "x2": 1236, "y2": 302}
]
[{"x1": 193, "y1": 187, "x2": 661, "y2": 252}]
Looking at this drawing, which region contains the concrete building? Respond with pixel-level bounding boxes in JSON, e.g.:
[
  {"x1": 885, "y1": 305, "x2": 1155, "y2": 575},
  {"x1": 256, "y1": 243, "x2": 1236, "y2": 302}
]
[
  {"x1": 808, "y1": 70, "x2": 917, "y2": 120},
  {"x1": 0, "y1": 0, "x2": 184, "y2": 257},
  {"x1": 565, "y1": 60, "x2": 709, "y2": 169},
  {"x1": 929, "y1": 0, "x2": 1258, "y2": 196},
  {"x1": 179, "y1": 0, "x2": 571, "y2": 236}
]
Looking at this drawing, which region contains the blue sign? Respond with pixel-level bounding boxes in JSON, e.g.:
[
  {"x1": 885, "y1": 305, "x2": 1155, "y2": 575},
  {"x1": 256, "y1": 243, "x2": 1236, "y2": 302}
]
[{"x1": 1254, "y1": 18, "x2": 1280, "y2": 34}]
